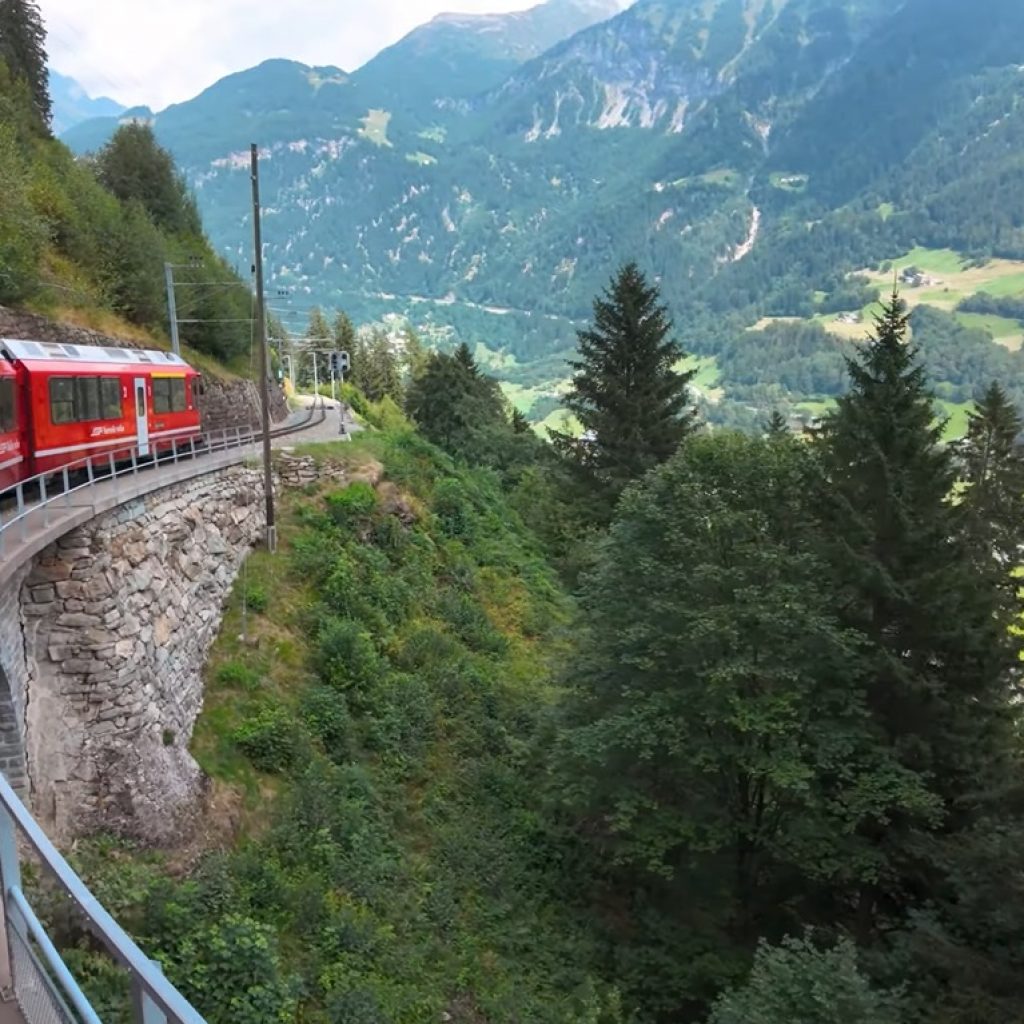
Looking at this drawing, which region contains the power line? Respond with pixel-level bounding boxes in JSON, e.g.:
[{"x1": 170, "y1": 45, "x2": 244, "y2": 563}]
[{"x1": 176, "y1": 318, "x2": 255, "y2": 325}]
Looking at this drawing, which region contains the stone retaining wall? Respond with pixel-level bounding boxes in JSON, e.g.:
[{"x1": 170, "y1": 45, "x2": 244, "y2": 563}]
[
  {"x1": 18, "y1": 465, "x2": 264, "y2": 841},
  {"x1": 0, "y1": 562, "x2": 31, "y2": 800}
]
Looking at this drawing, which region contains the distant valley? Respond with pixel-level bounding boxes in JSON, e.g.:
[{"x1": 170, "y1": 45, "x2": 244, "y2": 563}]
[{"x1": 61, "y1": 0, "x2": 1024, "y2": 431}]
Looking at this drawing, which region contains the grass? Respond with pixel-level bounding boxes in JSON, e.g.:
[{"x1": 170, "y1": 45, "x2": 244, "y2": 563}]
[
  {"x1": 860, "y1": 248, "x2": 1024, "y2": 315},
  {"x1": 676, "y1": 355, "x2": 723, "y2": 402},
  {"x1": 191, "y1": 542, "x2": 307, "y2": 804},
  {"x1": 936, "y1": 399, "x2": 973, "y2": 441},
  {"x1": 500, "y1": 381, "x2": 549, "y2": 415},
  {"x1": 955, "y1": 312, "x2": 1024, "y2": 351},
  {"x1": 666, "y1": 169, "x2": 742, "y2": 190},
  {"x1": 474, "y1": 341, "x2": 521, "y2": 371},
  {"x1": 359, "y1": 109, "x2": 393, "y2": 148},
  {"x1": 795, "y1": 398, "x2": 836, "y2": 418},
  {"x1": 534, "y1": 408, "x2": 583, "y2": 439}
]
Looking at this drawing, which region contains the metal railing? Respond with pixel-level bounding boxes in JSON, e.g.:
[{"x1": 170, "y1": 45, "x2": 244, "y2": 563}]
[
  {"x1": 0, "y1": 401, "x2": 326, "y2": 556},
  {"x1": 0, "y1": 772, "x2": 206, "y2": 1023}
]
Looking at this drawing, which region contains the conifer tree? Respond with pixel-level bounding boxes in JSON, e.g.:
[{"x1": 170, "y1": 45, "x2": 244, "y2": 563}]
[
  {"x1": 958, "y1": 381, "x2": 1024, "y2": 569},
  {"x1": 764, "y1": 410, "x2": 789, "y2": 438},
  {"x1": 332, "y1": 311, "x2": 356, "y2": 359},
  {"x1": 815, "y1": 291, "x2": 1019, "y2": 936},
  {"x1": 363, "y1": 329, "x2": 403, "y2": 404},
  {"x1": 552, "y1": 262, "x2": 695, "y2": 520},
  {"x1": 95, "y1": 124, "x2": 201, "y2": 236},
  {"x1": 0, "y1": 0, "x2": 50, "y2": 128},
  {"x1": 401, "y1": 325, "x2": 429, "y2": 383}
]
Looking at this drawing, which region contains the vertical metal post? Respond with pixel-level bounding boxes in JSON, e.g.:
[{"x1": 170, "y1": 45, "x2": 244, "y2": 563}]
[
  {"x1": 132, "y1": 974, "x2": 168, "y2": 1024},
  {"x1": 312, "y1": 351, "x2": 319, "y2": 399},
  {"x1": 330, "y1": 358, "x2": 337, "y2": 405},
  {"x1": 0, "y1": 805, "x2": 21, "y2": 1001},
  {"x1": 164, "y1": 263, "x2": 181, "y2": 357},
  {"x1": 251, "y1": 143, "x2": 277, "y2": 552}
]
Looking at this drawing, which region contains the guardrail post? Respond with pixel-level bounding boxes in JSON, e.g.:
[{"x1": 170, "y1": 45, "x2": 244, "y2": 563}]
[
  {"x1": 63, "y1": 466, "x2": 71, "y2": 508},
  {"x1": 40, "y1": 474, "x2": 49, "y2": 527},
  {"x1": 132, "y1": 970, "x2": 169, "y2": 1024},
  {"x1": 16, "y1": 485, "x2": 25, "y2": 543},
  {"x1": 0, "y1": 803, "x2": 21, "y2": 1002},
  {"x1": 110, "y1": 452, "x2": 119, "y2": 497}
]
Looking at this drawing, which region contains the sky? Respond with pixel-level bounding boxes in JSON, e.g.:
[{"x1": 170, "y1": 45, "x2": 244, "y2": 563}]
[{"x1": 39, "y1": 0, "x2": 542, "y2": 110}]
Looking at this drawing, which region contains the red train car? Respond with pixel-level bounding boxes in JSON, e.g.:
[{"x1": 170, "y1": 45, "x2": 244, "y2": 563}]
[
  {"x1": 0, "y1": 357, "x2": 24, "y2": 492},
  {"x1": 0, "y1": 339, "x2": 203, "y2": 482}
]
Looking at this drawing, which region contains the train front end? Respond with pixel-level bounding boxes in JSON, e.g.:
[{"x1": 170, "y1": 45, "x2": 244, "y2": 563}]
[{"x1": 0, "y1": 358, "x2": 25, "y2": 491}]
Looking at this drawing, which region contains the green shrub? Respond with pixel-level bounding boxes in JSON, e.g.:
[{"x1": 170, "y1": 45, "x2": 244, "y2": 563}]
[
  {"x1": 315, "y1": 618, "x2": 384, "y2": 697},
  {"x1": 241, "y1": 583, "x2": 269, "y2": 614},
  {"x1": 437, "y1": 590, "x2": 508, "y2": 655},
  {"x1": 708, "y1": 934, "x2": 905, "y2": 1024},
  {"x1": 301, "y1": 686, "x2": 353, "y2": 763},
  {"x1": 171, "y1": 914, "x2": 299, "y2": 1024},
  {"x1": 231, "y1": 704, "x2": 303, "y2": 773},
  {"x1": 326, "y1": 482, "x2": 377, "y2": 531},
  {"x1": 215, "y1": 661, "x2": 262, "y2": 692},
  {"x1": 433, "y1": 478, "x2": 476, "y2": 540}
]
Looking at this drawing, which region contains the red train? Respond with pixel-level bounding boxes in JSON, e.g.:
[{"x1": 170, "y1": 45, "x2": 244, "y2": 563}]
[{"x1": 0, "y1": 339, "x2": 203, "y2": 491}]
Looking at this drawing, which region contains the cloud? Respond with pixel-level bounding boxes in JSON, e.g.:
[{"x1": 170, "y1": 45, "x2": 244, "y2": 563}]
[{"x1": 39, "y1": 0, "x2": 550, "y2": 110}]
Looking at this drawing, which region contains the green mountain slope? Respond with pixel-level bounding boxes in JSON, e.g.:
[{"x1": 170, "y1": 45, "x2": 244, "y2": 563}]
[
  {"x1": 60, "y1": 0, "x2": 1024, "y2": 424},
  {"x1": 354, "y1": 0, "x2": 625, "y2": 115}
]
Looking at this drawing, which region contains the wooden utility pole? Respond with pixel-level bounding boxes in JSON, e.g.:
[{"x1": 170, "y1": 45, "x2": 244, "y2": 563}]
[{"x1": 250, "y1": 143, "x2": 277, "y2": 553}]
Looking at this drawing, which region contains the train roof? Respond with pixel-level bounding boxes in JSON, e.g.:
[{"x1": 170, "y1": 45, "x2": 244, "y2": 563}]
[{"x1": 0, "y1": 338, "x2": 193, "y2": 369}]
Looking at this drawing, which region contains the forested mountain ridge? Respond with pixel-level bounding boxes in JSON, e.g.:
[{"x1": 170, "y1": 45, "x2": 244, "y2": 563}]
[{"x1": 61, "y1": 0, "x2": 1024, "y2": 427}]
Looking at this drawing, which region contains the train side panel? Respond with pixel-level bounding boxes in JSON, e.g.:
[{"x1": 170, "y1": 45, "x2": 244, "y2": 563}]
[
  {"x1": 0, "y1": 339, "x2": 203, "y2": 479},
  {"x1": 25, "y1": 361, "x2": 138, "y2": 476}
]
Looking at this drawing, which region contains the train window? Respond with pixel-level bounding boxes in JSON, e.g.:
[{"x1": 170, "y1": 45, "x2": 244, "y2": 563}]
[
  {"x1": 75, "y1": 377, "x2": 100, "y2": 422},
  {"x1": 50, "y1": 377, "x2": 76, "y2": 424},
  {"x1": 152, "y1": 377, "x2": 172, "y2": 414},
  {"x1": 0, "y1": 379, "x2": 15, "y2": 433},
  {"x1": 152, "y1": 377, "x2": 188, "y2": 414},
  {"x1": 100, "y1": 377, "x2": 122, "y2": 419}
]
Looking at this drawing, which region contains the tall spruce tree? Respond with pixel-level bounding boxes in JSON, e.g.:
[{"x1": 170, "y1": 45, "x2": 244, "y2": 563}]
[
  {"x1": 552, "y1": 262, "x2": 695, "y2": 520},
  {"x1": 815, "y1": 291, "x2": 1019, "y2": 937},
  {"x1": 332, "y1": 311, "x2": 356, "y2": 361},
  {"x1": 0, "y1": 0, "x2": 50, "y2": 128},
  {"x1": 957, "y1": 381, "x2": 1024, "y2": 570}
]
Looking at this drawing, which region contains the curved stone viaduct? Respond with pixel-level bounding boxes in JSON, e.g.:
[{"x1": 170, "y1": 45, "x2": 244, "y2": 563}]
[
  {"x1": 0, "y1": 463, "x2": 266, "y2": 843},
  {"x1": 0, "y1": 311, "x2": 302, "y2": 843}
]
